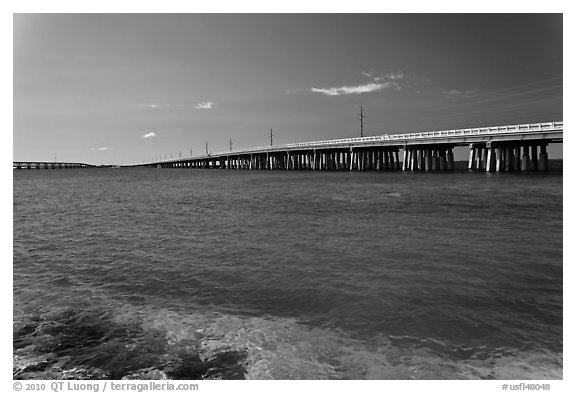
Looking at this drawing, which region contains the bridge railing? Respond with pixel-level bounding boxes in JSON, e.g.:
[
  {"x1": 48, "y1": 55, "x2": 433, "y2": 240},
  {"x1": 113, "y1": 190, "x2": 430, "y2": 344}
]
[
  {"x1": 207, "y1": 121, "x2": 563, "y2": 157},
  {"x1": 386, "y1": 121, "x2": 563, "y2": 141}
]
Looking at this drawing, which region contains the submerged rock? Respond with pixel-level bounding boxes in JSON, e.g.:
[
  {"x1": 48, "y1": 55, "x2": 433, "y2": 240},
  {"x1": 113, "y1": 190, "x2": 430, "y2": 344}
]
[
  {"x1": 121, "y1": 367, "x2": 168, "y2": 380},
  {"x1": 60, "y1": 366, "x2": 110, "y2": 380}
]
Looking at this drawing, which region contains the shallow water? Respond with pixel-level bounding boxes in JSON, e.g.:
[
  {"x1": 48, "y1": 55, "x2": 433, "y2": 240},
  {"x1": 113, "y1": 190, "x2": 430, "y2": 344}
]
[{"x1": 13, "y1": 168, "x2": 563, "y2": 379}]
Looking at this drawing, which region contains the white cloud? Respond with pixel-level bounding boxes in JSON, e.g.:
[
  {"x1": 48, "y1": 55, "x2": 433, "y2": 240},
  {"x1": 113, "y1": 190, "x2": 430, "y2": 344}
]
[
  {"x1": 310, "y1": 69, "x2": 407, "y2": 97},
  {"x1": 142, "y1": 132, "x2": 156, "y2": 138},
  {"x1": 443, "y1": 89, "x2": 463, "y2": 96},
  {"x1": 311, "y1": 82, "x2": 399, "y2": 96},
  {"x1": 385, "y1": 71, "x2": 404, "y2": 80},
  {"x1": 91, "y1": 147, "x2": 109, "y2": 151},
  {"x1": 195, "y1": 102, "x2": 214, "y2": 109},
  {"x1": 442, "y1": 88, "x2": 478, "y2": 97},
  {"x1": 139, "y1": 103, "x2": 170, "y2": 109}
]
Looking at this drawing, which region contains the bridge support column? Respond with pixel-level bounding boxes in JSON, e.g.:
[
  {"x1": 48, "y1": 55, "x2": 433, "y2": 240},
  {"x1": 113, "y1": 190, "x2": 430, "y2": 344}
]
[
  {"x1": 521, "y1": 146, "x2": 530, "y2": 171},
  {"x1": 383, "y1": 150, "x2": 388, "y2": 170},
  {"x1": 495, "y1": 148, "x2": 503, "y2": 172},
  {"x1": 385, "y1": 151, "x2": 390, "y2": 170},
  {"x1": 486, "y1": 146, "x2": 495, "y2": 172},
  {"x1": 382, "y1": 150, "x2": 388, "y2": 170},
  {"x1": 415, "y1": 149, "x2": 421, "y2": 171},
  {"x1": 446, "y1": 148, "x2": 454, "y2": 170},
  {"x1": 468, "y1": 144, "x2": 476, "y2": 170},
  {"x1": 513, "y1": 147, "x2": 519, "y2": 171},
  {"x1": 505, "y1": 147, "x2": 513, "y2": 171},
  {"x1": 539, "y1": 144, "x2": 549, "y2": 171},
  {"x1": 531, "y1": 145, "x2": 539, "y2": 171},
  {"x1": 402, "y1": 148, "x2": 408, "y2": 171},
  {"x1": 440, "y1": 148, "x2": 447, "y2": 171},
  {"x1": 475, "y1": 146, "x2": 482, "y2": 170},
  {"x1": 423, "y1": 149, "x2": 430, "y2": 171}
]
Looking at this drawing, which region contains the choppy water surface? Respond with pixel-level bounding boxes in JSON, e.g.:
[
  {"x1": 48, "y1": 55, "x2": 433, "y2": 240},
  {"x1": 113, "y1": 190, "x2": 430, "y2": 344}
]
[{"x1": 13, "y1": 168, "x2": 563, "y2": 379}]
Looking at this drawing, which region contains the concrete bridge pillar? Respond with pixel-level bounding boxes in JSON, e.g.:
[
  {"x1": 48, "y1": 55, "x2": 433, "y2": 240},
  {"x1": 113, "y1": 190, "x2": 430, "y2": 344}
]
[
  {"x1": 505, "y1": 147, "x2": 513, "y2": 171},
  {"x1": 486, "y1": 146, "x2": 495, "y2": 172},
  {"x1": 539, "y1": 144, "x2": 549, "y2": 171},
  {"x1": 468, "y1": 144, "x2": 476, "y2": 170},
  {"x1": 312, "y1": 150, "x2": 316, "y2": 170},
  {"x1": 348, "y1": 150, "x2": 352, "y2": 171},
  {"x1": 475, "y1": 146, "x2": 482, "y2": 170},
  {"x1": 423, "y1": 149, "x2": 430, "y2": 171},
  {"x1": 521, "y1": 146, "x2": 530, "y2": 171},
  {"x1": 402, "y1": 147, "x2": 408, "y2": 171},
  {"x1": 416, "y1": 149, "x2": 422, "y2": 171},
  {"x1": 531, "y1": 145, "x2": 539, "y2": 171},
  {"x1": 439, "y1": 149, "x2": 446, "y2": 171},
  {"x1": 495, "y1": 148, "x2": 503, "y2": 172},
  {"x1": 514, "y1": 147, "x2": 521, "y2": 171},
  {"x1": 446, "y1": 147, "x2": 454, "y2": 171},
  {"x1": 382, "y1": 150, "x2": 388, "y2": 170}
]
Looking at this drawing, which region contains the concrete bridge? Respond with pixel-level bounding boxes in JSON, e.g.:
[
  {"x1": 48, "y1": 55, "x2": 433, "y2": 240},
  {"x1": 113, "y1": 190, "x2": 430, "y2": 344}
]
[
  {"x1": 13, "y1": 161, "x2": 97, "y2": 170},
  {"x1": 135, "y1": 121, "x2": 562, "y2": 172}
]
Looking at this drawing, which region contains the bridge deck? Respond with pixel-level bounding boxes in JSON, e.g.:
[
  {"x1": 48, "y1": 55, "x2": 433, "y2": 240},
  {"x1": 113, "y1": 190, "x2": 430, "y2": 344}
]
[{"x1": 149, "y1": 121, "x2": 563, "y2": 164}]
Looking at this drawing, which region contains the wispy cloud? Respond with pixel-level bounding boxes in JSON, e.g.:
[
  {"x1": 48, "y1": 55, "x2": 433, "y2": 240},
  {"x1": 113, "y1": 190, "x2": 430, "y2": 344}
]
[
  {"x1": 310, "y1": 70, "x2": 405, "y2": 96},
  {"x1": 384, "y1": 71, "x2": 404, "y2": 81},
  {"x1": 139, "y1": 103, "x2": 171, "y2": 109},
  {"x1": 91, "y1": 147, "x2": 109, "y2": 151},
  {"x1": 442, "y1": 88, "x2": 479, "y2": 98},
  {"x1": 142, "y1": 132, "x2": 156, "y2": 139},
  {"x1": 311, "y1": 82, "x2": 399, "y2": 96},
  {"x1": 195, "y1": 102, "x2": 214, "y2": 110}
]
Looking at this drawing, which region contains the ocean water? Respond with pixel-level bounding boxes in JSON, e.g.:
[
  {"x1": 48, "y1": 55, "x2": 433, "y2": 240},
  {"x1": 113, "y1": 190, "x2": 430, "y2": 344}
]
[{"x1": 13, "y1": 168, "x2": 563, "y2": 380}]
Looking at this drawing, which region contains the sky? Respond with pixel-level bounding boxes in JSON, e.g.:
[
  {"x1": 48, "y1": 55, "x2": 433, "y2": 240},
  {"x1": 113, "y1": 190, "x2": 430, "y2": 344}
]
[{"x1": 13, "y1": 13, "x2": 563, "y2": 165}]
